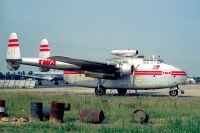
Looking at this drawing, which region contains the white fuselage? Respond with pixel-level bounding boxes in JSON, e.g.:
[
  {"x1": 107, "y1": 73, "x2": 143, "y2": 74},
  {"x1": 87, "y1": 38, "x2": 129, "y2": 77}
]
[
  {"x1": 63, "y1": 57, "x2": 187, "y2": 90},
  {"x1": 15, "y1": 56, "x2": 187, "y2": 90}
]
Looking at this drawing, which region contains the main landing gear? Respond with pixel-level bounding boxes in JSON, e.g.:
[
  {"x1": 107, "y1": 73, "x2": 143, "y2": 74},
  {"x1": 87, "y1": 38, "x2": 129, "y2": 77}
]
[
  {"x1": 38, "y1": 81, "x2": 42, "y2": 86},
  {"x1": 94, "y1": 79, "x2": 128, "y2": 96},
  {"x1": 95, "y1": 79, "x2": 106, "y2": 96},
  {"x1": 169, "y1": 86, "x2": 184, "y2": 97},
  {"x1": 95, "y1": 85, "x2": 106, "y2": 96},
  {"x1": 54, "y1": 81, "x2": 59, "y2": 85}
]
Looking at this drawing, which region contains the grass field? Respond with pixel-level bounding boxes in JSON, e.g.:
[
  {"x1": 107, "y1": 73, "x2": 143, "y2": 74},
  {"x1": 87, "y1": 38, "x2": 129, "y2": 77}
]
[{"x1": 0, "y1": 91, "x2": 200, "y2": 133}]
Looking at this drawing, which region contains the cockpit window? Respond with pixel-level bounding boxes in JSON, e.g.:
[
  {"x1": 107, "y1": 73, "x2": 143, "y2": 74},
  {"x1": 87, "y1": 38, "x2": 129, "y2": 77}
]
[
  {"x1": 143, "y1": 58, "x2": 164, "y2": 64},
  {"x1": 158, "y1": 59, "x2": 165, "y2": 63}
]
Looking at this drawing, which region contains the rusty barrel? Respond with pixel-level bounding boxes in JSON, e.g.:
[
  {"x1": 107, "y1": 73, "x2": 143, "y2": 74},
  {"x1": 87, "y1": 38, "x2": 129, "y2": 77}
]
[
  {"x1": 0, "y1": 100, "x2": 5, "y2": 117},
  {"x1": 133, "y1": 109, "x2": 149, "y2": 124},
  {"x1": 80, "y1": 109, "x2": 105, "y2": 124},
  {"x1": 49, "y1": 102, "x2": 65, "y2": 123},
  {"x1": 29, "y1": 102, "x2": 43, "y2": 122}
]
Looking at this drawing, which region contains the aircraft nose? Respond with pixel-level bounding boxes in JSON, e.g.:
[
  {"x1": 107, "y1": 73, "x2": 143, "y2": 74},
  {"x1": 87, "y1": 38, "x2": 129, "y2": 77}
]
[{"x1": 172, "y1": 69, "x2": 187, "y2": 84}]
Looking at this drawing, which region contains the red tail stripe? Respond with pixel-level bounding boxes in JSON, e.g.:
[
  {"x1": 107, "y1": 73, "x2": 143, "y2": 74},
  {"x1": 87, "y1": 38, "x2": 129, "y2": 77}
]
[
  {"x1": 8, "y1": 43, "x2": 19, "y2": 47},
  {"x1": 9, "y1": 39, "x2": 18, "y2": 42},
  {"x1": 40, "y1": 45, "x2": 49, "y2": 48},
  {"x1": 40, "y1": 49, "x2": 50, "y2": 52}
]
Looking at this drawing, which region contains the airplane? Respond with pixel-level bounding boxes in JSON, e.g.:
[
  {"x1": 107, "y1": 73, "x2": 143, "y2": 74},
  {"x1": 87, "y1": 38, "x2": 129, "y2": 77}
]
[
  {"x1": 6, "y1": 33, "x2": 187, "y2": 96},
  {"x1": 18, "y1": 70, "x2": 64, "y2": 85}
]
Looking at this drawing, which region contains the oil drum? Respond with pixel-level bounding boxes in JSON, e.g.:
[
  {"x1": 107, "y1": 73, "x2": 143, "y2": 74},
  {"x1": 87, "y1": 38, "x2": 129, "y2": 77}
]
[
  {"x1": 80, "y1": 109, "x2": 105, "y2": 124},
  {"x1": 49, "y1": 101, "x2": 65, "y2": 123},
  {"x1": 29, "y1": 102, "x2": 43, "y2": 122},
  {"x1": 133, "y1": 109, "x2": 149, "y2": 124},
  {"x1": 0, "y1": 100, "x2": 5, "y2": 117}
]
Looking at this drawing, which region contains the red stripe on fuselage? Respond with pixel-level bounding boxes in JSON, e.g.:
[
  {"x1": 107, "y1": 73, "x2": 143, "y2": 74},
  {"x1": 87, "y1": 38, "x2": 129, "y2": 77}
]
[
  {"x1": 135, "y1": 71, "x2": 162, "y2": 75},
  {"x1": 135, "y1": 70, "x2": 187, "y2": 76},
  {"x1": 63, "y1": 70, "x2": 187, "y2": 76},
  {"x1": 171, "y1": 71, "x2": 187, "y2": 76}
]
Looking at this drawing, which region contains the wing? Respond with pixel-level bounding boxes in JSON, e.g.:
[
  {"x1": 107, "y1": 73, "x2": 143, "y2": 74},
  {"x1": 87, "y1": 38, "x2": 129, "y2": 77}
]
[{"x1": 48, "y1": 56, "x2": 118, "y2": 74}]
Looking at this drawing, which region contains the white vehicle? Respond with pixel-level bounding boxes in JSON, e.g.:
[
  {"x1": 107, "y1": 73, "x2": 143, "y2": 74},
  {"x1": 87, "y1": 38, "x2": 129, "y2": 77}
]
[
  {"x1": 6, "y1": 33, "x2": 187, "y2": 96},
  {"x1": 184, "y1": 77, "x2": 196, "y2": 84}
]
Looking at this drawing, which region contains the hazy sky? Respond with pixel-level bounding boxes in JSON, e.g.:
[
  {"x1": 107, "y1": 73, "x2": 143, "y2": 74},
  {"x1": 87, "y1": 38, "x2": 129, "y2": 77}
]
[{"x1": 0, "y1": 0, "x2": 200, "y2": 76}]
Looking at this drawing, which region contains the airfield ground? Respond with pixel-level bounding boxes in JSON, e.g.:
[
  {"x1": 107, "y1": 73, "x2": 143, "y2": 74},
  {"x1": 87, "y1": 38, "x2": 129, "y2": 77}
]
[{"x1": 0, "y1": 84, "x2": 200, "y2": 97}]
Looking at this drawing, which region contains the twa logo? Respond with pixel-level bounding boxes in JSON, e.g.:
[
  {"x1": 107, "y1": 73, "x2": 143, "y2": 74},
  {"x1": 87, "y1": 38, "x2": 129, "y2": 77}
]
[
  {"x1": 162, "y1": 71, "x2": 172, "y2": 75},
  {"x1": 39, "y1": 59, "x2": 56, "y2": 66}
]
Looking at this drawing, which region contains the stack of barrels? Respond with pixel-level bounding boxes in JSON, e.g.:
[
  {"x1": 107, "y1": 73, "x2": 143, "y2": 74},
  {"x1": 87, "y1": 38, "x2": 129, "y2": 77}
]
[{"x1": 29, "y1": 101, "x2": 71, "y2": 123}]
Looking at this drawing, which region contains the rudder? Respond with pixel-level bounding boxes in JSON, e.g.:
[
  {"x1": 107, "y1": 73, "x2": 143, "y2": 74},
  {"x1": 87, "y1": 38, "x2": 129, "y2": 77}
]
[
  {"x1": 7, "y1": 33, "x2": 21, "y2": 60},
  {"x1": 39, "y1": 39, "x2": 50, "y2": 72},
  {"x1": 6, "y1": 33, "x2": 21, "y2": 71},
  {"x1": 39, "y1": 39, "x2": 50, "y2": 58}
]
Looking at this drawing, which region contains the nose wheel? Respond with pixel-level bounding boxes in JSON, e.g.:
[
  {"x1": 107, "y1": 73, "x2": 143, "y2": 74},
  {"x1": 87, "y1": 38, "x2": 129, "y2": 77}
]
[
  {"x1": 169, "y1": 86, "x2": 184, "y2": 97},
  {"x1": 169, "y1": 89, "x2": 178, "y2": 97}
]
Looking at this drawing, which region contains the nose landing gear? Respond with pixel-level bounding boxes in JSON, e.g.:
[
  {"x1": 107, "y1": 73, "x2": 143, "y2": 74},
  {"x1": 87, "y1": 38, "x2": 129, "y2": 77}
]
[{"x1": 169, "y1": 86, "x2": 184, "y2": 97}]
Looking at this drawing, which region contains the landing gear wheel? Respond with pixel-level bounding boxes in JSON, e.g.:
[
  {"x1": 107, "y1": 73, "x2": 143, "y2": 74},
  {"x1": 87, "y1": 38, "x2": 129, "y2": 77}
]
[
  {"x1": 117, "y1": 89, "x2": 127, "y2": 96},
  {"x1": 169, "y1": 90, "x2": 178, "y2": 97},
  {"x1": 38, "y1": 81, "x2": 42, "y2": 86},
  {"x1": 95, "y1": 86, "x2": 106, "y2": 96},
  {"x1": 54, "y1": 81, "x2": 59, "y2": 85}
]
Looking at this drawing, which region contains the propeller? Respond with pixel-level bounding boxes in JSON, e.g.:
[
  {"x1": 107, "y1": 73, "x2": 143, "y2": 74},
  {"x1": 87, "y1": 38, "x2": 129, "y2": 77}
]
[{"x1": 130, "y1": 64, "x2": 140, "y2": 85}]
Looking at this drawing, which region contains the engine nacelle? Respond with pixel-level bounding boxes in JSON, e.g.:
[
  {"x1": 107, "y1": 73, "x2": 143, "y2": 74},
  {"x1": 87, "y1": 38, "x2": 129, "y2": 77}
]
[
  {"x1": 7, "y1": 61, "x2": 20, "y2": 71},
  {"x1": 119, "y1": 63, "x2": 134, "y2": 76},
  {"x1": 39, "y1": 67, "x2": 50, "y2": 72}
]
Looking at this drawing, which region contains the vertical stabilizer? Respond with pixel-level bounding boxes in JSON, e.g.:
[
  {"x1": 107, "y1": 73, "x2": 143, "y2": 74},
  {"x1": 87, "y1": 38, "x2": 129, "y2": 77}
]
[
  {"x1": 39, "y1": 39, "x2": 50, "y2": 72},
  {"x1": 39, "y1": 39, "x2": 50, "y2": 58},
  {"x1": 6, "y1": 33, "x2": 21, "y2": 60}
]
